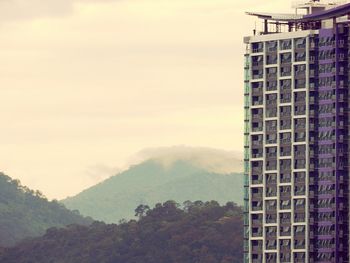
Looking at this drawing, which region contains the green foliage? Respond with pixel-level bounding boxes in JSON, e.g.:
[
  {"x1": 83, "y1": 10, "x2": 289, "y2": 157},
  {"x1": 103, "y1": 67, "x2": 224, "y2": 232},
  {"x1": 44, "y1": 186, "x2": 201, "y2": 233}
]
[
  {"x1": 0, "y1": 201, "x2": 243, "y2": 263},
  {"x1": 63, "y1": 160, "x2": 243, "y2": 223},
  {"x1": 0, "y1": 172, "x2": 93, "y2": 247}
]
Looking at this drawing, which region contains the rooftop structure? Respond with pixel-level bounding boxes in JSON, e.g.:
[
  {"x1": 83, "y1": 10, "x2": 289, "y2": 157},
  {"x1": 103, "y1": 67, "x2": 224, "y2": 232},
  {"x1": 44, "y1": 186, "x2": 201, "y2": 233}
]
[{"x1": 247, "y1": 0, "x2": 350, "y2": 34}]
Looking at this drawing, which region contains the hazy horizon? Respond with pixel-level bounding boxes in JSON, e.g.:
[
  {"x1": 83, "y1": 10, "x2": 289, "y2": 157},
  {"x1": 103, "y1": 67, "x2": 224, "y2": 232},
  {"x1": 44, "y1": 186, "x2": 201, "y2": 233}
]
[{"x1": 0, "y1": 0, "x2": 294, "y2": 199}]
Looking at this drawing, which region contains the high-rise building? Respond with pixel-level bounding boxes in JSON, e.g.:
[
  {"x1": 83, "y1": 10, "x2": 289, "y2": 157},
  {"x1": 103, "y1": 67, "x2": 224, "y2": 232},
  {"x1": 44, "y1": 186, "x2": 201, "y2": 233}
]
[{"x1": 243, "y1": 1, "x2": 350, "y2": 262}]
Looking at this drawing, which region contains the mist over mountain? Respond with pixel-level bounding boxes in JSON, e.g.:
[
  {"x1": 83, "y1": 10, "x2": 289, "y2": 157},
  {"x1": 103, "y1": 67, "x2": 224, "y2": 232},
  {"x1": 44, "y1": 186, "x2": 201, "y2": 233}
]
[
  {"x1": 0, "y1": 173, "x2": 93, "y2": 247},
  {"x1": 63, "y1": 147, "x2": 243, "y2": 223},
  {"x1": 131, "y1": 146, "x2": 243, "y2": 174}
]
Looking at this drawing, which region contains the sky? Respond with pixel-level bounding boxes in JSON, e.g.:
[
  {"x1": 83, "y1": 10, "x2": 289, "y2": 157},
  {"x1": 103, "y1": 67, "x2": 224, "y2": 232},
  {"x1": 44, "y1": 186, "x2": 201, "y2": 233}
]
[{"x1": 0, "y1": 0, "x2": 294, "y2": 199}]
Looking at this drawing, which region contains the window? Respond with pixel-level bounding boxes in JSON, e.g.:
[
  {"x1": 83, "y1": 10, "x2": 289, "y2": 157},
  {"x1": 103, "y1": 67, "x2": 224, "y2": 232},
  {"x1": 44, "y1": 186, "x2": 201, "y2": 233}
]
[
  {"x1": 280, "y1": 119, "x2": 291, "y2": 130},
  {"x1": 281, "y1": 52, "x2": 291, "y2": 63},
  {"x1": 266, "y1": 173, "x2": 277, "y2": 183},
  {"x1": 280, "y1": 106, "x2": 291, "y2": 117},
  {"x1": 294, "y1": 226, "x2": 305, "y2": 238},
  {"x1": 280, "y1": 200, "x2": 291, "y2": 210},
  {"x1": 266, "y1": 80, "x2": 277, "y2": 91},
  {"x1": 266, "y1": 120, "x2": 277, "y2": 132},
  {"x1": 266, "y1": 200, "x2": 277, "y2": 212},
  {"x1": 294, "y1": 185, "x2": 306, "y2": 196},
  {"x1": 280, "y1": 79, "x2": 291, "y2": 90},
  {"x1": 266, "y1": 133, "x2": 277, "y2": 144},
  {"x1": 295, "y1": 118, "x2": 306, "y2": 129},
  {"x1": 280, "y1": 132, "x2": 291, "y2": 144},
  {"x1": 294, "y1": 199, "x2": 305, "y2": 210},
  {"x1": 266, "y1": 240, "x2": 277, "y2": 250},
  {"x1": 252, "y1": 42, "x2": 264, "y2": 53},
  {"x1": 295, "y1": 38, "x2": 306, "y2": 49},
  {"x1": 294, "y1": 239, "x2": 305, "y2": 249},
  {"x1": 266, "y1": 93, "x2": 277, "y2": 104},
  {"x1": 295, "y1": 78, "x2": 306, "y2": 89},
  {"x1": 280, "y1": 66, "x2": 291, "y2": 77},
  {"x1": 280, "y1": 39, "x2": 292, "y2": 50},
  {"x1": 280, "y1": 173, "x2": 291, "y2": 183},
  {"x1": 266, "y1": 41, "x2": 277, "y2": 52},
  {"x1": 266, "y1": 186, "x2": 277, "y2": 197},
  {"x1": 267, "y1": 54, "x2": 277, "y2": 65},
  {"x1": 280, "y1": 226, "x2": 291, "y2": 236},
  {"x1": 266, "y1": 146, "x2": 277, "y2": 157},
  {"x1": 280, "y1": 212, "x2": 291, "y2": 223},
  {"x1": 295, "y1": 105, "x2": 306, "y2": 116}
]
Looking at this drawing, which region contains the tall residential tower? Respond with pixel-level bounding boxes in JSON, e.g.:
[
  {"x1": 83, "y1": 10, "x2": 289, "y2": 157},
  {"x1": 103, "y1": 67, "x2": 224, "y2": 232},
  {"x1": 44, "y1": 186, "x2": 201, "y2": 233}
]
[{"x1": 244, "y1": 1, "x2": 350, "y2": 262}]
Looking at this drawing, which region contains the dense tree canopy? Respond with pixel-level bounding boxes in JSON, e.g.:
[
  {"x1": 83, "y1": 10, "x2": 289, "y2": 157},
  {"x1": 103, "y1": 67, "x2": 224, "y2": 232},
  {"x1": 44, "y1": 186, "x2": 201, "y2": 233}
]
[
  {"x1": 0, "y1": 173, "x2": 93, "y2": 247},
  {"x1": 0, "y1": 201, "x2": 243, "y2": 263}
]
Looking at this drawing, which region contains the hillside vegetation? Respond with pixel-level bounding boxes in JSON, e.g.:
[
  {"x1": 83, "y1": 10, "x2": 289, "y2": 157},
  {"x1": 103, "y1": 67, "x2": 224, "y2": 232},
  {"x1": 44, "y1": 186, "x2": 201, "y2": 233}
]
[
  {"x1": 63, "y1": 160, "x2": 243, "y2": 223},
  {"x1": 0, "y1": 201, "x2": 243, "y2": 263},
  {"x1": 0, "y1": 173, "x2": 93, "y2": 247}
]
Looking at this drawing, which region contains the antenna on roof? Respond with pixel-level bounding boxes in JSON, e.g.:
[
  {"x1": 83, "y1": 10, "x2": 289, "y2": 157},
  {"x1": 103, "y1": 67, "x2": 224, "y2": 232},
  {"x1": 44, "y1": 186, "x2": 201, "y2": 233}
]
[{"x1": 253, "y1": 22, "x2": 257, "y2": 35}]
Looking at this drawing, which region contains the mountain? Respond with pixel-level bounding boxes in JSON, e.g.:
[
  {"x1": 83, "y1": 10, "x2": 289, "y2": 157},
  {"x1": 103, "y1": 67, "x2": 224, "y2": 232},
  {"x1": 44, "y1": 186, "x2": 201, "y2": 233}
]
[
  {"x1": 0, "y1": 201, "x2": 243, "y2": 263},
  {"x1": 63, "y1": 150, "x2": 243, "y2": 223},
  {"x1": 0, "y1": 173, "x2": 93, "y2": 247}
]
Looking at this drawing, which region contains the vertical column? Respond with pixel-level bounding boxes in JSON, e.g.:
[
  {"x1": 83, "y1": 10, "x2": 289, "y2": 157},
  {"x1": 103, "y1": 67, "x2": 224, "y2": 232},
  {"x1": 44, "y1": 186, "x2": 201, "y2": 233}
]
[{"x1": 244, "y1": 47, "x2": 251, "y2": 263}]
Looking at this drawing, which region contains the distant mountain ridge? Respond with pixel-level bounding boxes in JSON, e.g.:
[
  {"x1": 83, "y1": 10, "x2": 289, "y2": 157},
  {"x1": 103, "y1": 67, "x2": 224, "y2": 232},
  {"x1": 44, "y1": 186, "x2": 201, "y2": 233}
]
[
  {"x1": 63, "y1": 152, "x2": 243, "y2": 223},
  {"x1": 0, "y1": 173, "x2": 93, "y2": 247}
]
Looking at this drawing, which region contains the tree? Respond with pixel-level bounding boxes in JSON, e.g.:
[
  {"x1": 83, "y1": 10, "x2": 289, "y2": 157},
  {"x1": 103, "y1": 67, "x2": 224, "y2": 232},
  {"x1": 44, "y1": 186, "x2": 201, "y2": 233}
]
[
  {"x1": 0, "y1": 201, "x2": 244, "y2": 263},
  {"x1": 134, "y1": 204, "x2": 150, "y2": 219}
]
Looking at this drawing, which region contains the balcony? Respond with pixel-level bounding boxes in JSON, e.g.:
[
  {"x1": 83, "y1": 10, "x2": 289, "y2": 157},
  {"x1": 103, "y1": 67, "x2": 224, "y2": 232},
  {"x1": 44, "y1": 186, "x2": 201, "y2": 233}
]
[
  {"x1": 280, "y1": 202, "x2": 291, "y2": 210},
  {"x1": 280, "y1": 125, "x2": 291, "y2": 131},
  {"x1": 252, "y1": 192, "x2": 263, "y2": 199},
  {"x1": 252, "y1": 175, "x2": 263, "y2": 185},
  {"x1": 252, "y1": 62, "x2": 263, "y2": 69},
  {"x1": 266, "y1": 190, "x2": 277, "y2": 198},
  {"x1": 252, "y1": 167, "x2": 263, "y2": 174},
  {"x1": 252, "y1": 89, "x2": 263, "y2": 96},
  {"x1": 294, "y1": 216, "x2": 305, "y2": 223},
  {"x1": 280, "y1": 166, "x2": 291, "y2": 173},
  {"x1": 252, "y1": 245, "x2": 263, "y2": 253},
  {"x1": 266, "y1": 215, "x2": 277, "y2": 224},
  {"x1": 280, "y1": 173, "x2": 291, "y2": 183},
  {"x1": 280, "y1": 229, "x2": 291, "y2": 237},
  {"x1": 294, "y1": 242, "x2": 305, "y2": 250},
  {"x1": 266, "y1": 126, "x2": 277, "y2": 133},
  {"x1": 295, "y1": 70, "x2": 306, "y2": 77},
  {"x1": 252, "y1": 98, "x2": 263, "y2": 106},
  {"x1": 280, "y1": 111, "x2": 291, "y2": 117},
  {"x1": 252, "y1": 230, "x2": 263, "y2": 238},
  {"x1": 266, "y1": 152, "x2": 277, "y2": 158},
  {"x1": 281, "y1": 69, "x2": 292, "y2": 77},
  {"x1": 266, "y1": 175, "x2": 277, "y2": 184},
  {"x1": 280, "y1": 217, "x2": 291, "y2": 224},
  {"x1": 252, "y1": 141, "x2": 262, "y2": 147},
  {"x1": 252, "y1": 74, "x2": 263, "y2": 80}
]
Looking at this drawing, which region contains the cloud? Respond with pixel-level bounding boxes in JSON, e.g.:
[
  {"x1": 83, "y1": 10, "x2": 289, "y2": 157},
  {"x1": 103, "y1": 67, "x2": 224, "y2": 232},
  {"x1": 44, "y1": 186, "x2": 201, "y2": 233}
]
[
  {"x1": 0, "y1": 0, "x2": 294, "y2": 23},
  {"x1": 130, "y1": 146, "x2": 243, "y2": 174},
  {"x1": 0, "y1": 0, "x2": 120, "y2": 22},
  {"x1": 85, "y1": 164, "x2": 121, "y2": 183}
]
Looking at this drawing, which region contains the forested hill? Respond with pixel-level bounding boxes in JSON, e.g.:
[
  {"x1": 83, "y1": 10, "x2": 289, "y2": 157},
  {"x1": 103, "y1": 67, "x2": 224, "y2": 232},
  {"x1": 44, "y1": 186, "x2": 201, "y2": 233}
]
[
  {"x1": 0, "y1": 173, "x2": 93, "y2": 247},
  {"x1": 63, "y1": 159, "x2": 243, "y2": 223},
  {"x1": 0, "y1": 201, "x2": 243, "y2": 263}
]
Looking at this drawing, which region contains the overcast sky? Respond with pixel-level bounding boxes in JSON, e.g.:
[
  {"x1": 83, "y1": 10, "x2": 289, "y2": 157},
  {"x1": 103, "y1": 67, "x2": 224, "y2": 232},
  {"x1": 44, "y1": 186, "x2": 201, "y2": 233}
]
[{"x1": 0, "y1": 0, "x2": 293, "y2": 199}]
